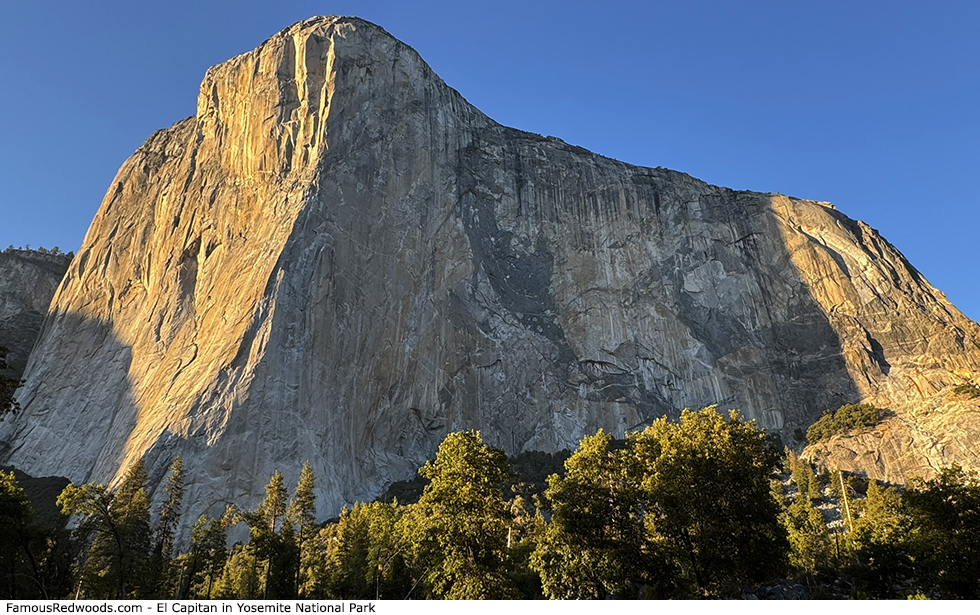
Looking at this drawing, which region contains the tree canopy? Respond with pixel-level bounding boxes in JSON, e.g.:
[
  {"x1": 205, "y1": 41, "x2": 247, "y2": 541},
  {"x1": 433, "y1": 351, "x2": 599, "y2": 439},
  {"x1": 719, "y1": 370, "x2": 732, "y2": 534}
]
[
  {"x1": 57, "y1": 461, "x2": 153, "y2": 598},
  {"x1": 406, "y1": 430, "x2": 517, "y2": 599},
  {"x1": 15, "y1": 407, "x2": 980, "y2": 600},
  {"x1": 630, "y1": 408, "x2": 789, "y2": 595},
  {"x1": 806, "y1": 403, "x2": 882, "y2": 445},
  {"x1": 903, "y1": 465, "x2": 980, "y2": 598},
  {"x1": 531, "y1": 430, "x2": 663, "y2": 598}
]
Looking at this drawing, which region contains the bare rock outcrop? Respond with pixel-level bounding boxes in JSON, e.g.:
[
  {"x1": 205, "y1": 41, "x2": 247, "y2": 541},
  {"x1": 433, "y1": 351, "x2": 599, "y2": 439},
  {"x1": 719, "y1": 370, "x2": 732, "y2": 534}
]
[
  {"x1": 1, "y1": 17, "x2": 978, "y2": 527},
  {"x1": 804, "y1": 392, "x2": 980, "y2": 483}
]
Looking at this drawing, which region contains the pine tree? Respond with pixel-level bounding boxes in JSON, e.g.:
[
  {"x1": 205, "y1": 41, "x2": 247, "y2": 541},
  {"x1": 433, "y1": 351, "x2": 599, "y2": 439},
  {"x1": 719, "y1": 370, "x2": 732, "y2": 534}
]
[
  {"x1": 172, "y1": 514, "x2": 226, "y2": 599},
  {"x1": 153, "y1": 457, "x2": 184, "y2": 596},
  {"x1": 235, "y1": 470, "x2": 290, "y2": 598},
  {"x1": 212, "y1": 544, "x2": 261, "y2": 599},
  {"x1": 157, "y1": 457, "x2": 184, "y2": 559},
  {"x1": 904, "y1": 466, "x2": 980, "y2": 598},
  {"x1": 0, "y1": 346, "x2": 22, "y2": 418},
  {"x1": 288, "y1": 461, "x2": 317, "y2": 597},
  {"x1": 316, "y1": 502, "x2": 411, "y2": 599},
  {"x1": 848, "y1": 479, "x2": 910, "y2": 597},
  {"x1": 184, "y1": 514, "x2": 228, "y2": 599},
  {"x1": 266, "y1": 523, "x2": 299, "y2": 598},
  {"x1": 781, "y1": 493, "x2": 832, "y2": 574},
  {"x1": 262, "y1": 470, "x2": 288, "y2": 534},
  {"x1": 791, "y1": 457, "x2": 822, "y2": 501}
]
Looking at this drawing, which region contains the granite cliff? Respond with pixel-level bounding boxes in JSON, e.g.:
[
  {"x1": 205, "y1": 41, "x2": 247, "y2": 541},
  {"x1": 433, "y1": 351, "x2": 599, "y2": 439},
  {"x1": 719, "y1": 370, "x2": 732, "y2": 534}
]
[
  {"x1": 2, "y1": 17, "x2": 979, "y2": 527},
  {"x1": 802, "y1": 391, "x2": 980, "y2": 483},
  {"x1": 0, "y1": 249, "x2": 71, "y2": 379}
]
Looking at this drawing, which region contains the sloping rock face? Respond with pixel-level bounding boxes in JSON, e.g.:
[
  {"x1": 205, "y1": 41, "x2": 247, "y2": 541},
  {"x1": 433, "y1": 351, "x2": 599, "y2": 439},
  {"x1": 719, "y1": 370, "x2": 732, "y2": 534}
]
[
  {"x1": 2, "y1": 17, "x2": 979, "y2": 527},
  {"x1": 0, "y1": 250, "x2": 71, "y2": 379},
  {"x1": 804, "y1": 393, "x2": 980, "y2": 483}
]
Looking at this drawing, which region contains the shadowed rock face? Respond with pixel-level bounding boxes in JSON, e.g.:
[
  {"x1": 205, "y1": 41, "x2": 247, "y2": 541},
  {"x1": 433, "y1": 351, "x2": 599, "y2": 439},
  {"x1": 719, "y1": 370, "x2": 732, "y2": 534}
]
[
  {"x1": 0, "y1": 250, "x2": 71, "y2": 379},
  {"x1": 2, "y1": 17, "x2": 979, "y2": 530}
]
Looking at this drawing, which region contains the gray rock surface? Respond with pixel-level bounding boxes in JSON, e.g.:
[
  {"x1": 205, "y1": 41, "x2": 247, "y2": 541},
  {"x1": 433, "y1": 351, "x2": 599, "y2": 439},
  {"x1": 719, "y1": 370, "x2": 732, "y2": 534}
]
[
  {"x1": 0, "y1": 249, "x2": 71, "y2": 379},
  {"x1": 1, "y1": 17, "x2": 979, "y2": 530}
]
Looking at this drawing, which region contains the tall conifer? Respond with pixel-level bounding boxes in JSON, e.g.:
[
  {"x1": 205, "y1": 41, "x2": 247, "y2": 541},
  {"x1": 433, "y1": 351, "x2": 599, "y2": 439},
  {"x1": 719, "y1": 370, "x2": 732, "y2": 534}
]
[{"x1": 288, "y1": 461, "x2": 316, "y2": 596}]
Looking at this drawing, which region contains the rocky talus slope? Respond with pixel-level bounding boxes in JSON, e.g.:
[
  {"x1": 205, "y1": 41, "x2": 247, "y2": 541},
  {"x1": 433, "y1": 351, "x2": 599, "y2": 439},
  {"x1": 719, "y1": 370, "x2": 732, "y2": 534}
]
[
  {"x1": 1, "y1": 17, "x2": 978, "y2": 528},
  {"x1": 0, "y1": 250, "x2": 71, "y2": 379}
]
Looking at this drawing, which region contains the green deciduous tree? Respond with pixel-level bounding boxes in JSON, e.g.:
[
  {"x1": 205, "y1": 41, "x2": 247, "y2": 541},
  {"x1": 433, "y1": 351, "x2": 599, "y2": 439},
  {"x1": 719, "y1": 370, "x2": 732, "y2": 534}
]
[
  {"x1": 632, "y1": 407, "x2": 789, "y2": 596},
  {"x1": 58, "y1": 461, "x2": 153, "y2": 598},
  {"x1": 530, "y1": 430, "x2": 667, "y2": 598},
  {"x1": 406, "y1": 431, "x2": 517, "y2": 599}
]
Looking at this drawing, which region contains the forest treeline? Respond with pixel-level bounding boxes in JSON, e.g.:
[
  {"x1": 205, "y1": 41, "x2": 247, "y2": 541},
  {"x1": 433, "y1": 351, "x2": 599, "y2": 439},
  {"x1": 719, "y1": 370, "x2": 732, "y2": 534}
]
[{"x1": 2, "y1": 406, "x2": 979, "y2": 600}]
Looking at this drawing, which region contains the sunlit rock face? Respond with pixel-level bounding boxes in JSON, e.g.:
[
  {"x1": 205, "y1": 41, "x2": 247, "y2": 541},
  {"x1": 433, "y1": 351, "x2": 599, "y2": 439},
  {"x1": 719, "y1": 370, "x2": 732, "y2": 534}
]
[
  {"x1": 0, "y1": 250, "x2": 71, "y2": 379},
  {"x1": 803, "y1": 394, "x2": 980, "y2": 483},
  {"x1": 2, "y1": 17, "x2": 979, "y2": 529}
]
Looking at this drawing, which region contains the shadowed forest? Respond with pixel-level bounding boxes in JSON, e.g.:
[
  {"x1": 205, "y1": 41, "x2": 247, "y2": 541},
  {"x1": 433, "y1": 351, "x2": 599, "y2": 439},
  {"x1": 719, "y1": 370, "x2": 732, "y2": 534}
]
[{"x1": 2, "y1": 407, "x2": 979, "y2": 600}]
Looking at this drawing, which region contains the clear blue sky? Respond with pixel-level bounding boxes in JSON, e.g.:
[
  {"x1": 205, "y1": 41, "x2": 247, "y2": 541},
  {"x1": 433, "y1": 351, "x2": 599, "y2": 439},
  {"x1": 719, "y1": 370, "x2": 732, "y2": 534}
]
[{"x1": 2, "y1": 1, "x2": 978, "y2": 320}]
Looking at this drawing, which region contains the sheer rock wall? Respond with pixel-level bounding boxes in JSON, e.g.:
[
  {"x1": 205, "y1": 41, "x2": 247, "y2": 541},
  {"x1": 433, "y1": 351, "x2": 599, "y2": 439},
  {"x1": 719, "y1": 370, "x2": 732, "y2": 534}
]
[
  {"x1": 2, "y1": 17, "x2": 979, "y2": 528},
  {"x1": 0, "y1": 250, "x2": 71, "y2": 379}
]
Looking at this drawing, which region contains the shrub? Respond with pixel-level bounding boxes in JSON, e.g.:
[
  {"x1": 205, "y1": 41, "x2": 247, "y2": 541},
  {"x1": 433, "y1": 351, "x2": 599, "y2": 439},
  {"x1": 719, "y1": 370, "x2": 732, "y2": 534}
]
[
  {"x1": 946, "y1": 383, "x2": 980, "y2": 400},
  {"x1": 805, "y1": 403, "x2": 882, "y2": 445}
]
